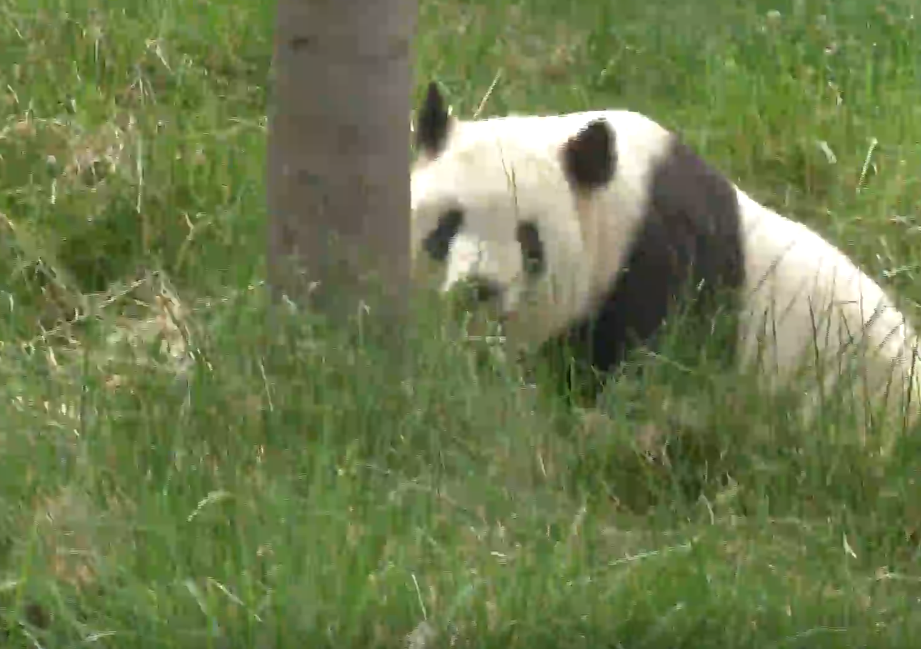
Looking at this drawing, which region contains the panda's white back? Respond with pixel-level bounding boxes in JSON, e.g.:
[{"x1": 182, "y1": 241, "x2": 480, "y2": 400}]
[{"x1": 732, "y1": 188, "x2": 920, "y2": 424}]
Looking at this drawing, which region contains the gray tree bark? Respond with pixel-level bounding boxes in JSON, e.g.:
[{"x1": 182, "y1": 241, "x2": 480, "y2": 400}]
[{"x1": 267, "y1": 0, "x2": 417, "y2": 328}]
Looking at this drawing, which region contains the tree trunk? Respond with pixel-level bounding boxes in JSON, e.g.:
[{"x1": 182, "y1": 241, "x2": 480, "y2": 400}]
[{"x1": 266, "y1": 0, "x2": 417, "y2": 328}]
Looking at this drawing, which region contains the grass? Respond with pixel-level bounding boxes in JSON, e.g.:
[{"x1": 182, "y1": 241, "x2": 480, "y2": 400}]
[{"x1": 2, "y1": 0, "x2": 921, "y2": 645}]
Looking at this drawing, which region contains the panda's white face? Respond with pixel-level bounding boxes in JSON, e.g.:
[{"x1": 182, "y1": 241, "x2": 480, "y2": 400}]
[
  {"x1": 410, "y1": 137, "x2": 556, "y2": 322},
  {"x1": 409, "y1": 82, "x2": 625, "y2": 345},
  {"x1": 410, "y1": 122, "x2": 601, "y2": 348}
]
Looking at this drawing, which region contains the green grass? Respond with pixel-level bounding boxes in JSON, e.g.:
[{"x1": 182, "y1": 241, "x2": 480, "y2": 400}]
[{"x1": 2, "y1": 0, "x2": 921, "y2": 646}]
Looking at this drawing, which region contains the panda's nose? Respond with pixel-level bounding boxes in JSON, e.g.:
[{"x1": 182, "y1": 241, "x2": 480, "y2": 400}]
[
  {"x1": 450, "y1": 276, "x2": 502, "y2": 311},
  {"x1": 470, "y1": 277, "x2": 501, "y2": 303}
]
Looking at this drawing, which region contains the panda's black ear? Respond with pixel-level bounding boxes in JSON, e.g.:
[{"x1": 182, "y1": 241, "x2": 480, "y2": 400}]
[
  {"x1": 562, "y1": 118, "x2": 616, "y2": 192},
  {"x1": 416, "y1": 81, "x2": 452, "y2": 158}
]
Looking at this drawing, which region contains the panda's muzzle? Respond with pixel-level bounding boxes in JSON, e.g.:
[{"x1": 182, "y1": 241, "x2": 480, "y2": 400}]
[
  {"x1": 447, "y1": 275, "x2": 504, "y2": 318},
  {"x1": 452, "y1": 276, "x2": 502, "y2": 306},
  {"x1": 469, "y1": 277, "x2": 502, "y2": 304}
]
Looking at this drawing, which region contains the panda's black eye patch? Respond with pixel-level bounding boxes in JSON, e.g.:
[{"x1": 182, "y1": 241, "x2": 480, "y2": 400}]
[
  {"x1": 517, "y1": 220, "x2": 545, "y2": 277},
  {"x1": 423, "y1": 209, "x2": 464, "y2": 261}
]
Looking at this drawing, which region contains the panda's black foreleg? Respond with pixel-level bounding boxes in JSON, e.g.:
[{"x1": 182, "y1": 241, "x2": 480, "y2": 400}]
[{"x1": 535, "y1": 330, "x2": 614, "y2": 409}]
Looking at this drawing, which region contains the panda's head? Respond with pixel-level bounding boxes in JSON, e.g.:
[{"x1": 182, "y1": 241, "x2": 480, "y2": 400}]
[{"x1": 410, "y1": 82, "x2": 616, "y2": 343}]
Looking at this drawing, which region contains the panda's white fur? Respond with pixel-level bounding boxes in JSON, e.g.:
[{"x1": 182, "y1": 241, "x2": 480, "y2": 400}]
[{"x1": 411, "y1": 82, "x2": 920, "y2": 444}]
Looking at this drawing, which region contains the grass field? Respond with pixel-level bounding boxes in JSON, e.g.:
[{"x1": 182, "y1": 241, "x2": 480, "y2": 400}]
[{"x1": 3, "y1": 0, "x2": 921, "y2": 646}]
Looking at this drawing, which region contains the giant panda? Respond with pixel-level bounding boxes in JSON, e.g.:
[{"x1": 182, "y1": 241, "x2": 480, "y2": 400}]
[{"x1": 410, "y1": 81, "x2": 920, "y2": 448}]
